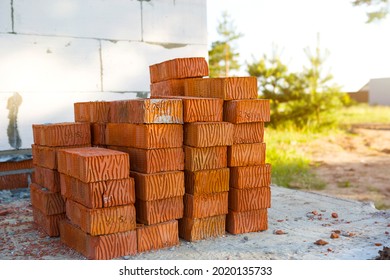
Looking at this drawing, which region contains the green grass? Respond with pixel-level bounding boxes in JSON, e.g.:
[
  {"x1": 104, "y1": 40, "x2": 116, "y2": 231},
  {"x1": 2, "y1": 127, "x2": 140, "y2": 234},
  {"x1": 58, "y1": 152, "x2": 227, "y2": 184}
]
[{"x1": 340, "y1": 104, "x2": 390, "y2": 125}]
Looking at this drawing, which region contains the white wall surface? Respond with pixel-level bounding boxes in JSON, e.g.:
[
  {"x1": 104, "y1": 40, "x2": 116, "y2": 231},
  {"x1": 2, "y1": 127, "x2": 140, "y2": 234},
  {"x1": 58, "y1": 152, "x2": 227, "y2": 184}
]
[
  {"x1": 0, "y1": 1, "x2": 11, "y2": 33},
  {"x1": 369, "y1": 78, "x2": 390, "y2": 105}
]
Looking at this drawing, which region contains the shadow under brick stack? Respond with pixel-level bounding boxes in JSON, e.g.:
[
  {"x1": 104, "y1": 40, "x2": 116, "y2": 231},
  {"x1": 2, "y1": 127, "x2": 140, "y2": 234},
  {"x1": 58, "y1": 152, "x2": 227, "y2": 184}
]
[
  {"x1": 107, "y1": 98, "x2": 184, "y2": 253},
  {"x1": 57, "y1": 147, "x2": 137, "y2": 260}
]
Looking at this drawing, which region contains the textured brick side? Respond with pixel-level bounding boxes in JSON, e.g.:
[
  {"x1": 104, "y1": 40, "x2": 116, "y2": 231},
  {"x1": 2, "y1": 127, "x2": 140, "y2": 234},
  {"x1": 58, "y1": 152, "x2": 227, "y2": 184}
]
[
  {"x1": 130, "y1": 171, "x2": 184, "y2": 201},
  {"x1": 184, "y1": 146, "x2": 227, "y2": 171},
  {"x1": 227, "y1": 143, "x2": 266, "y2": 167},
  {"x1": 0, "y1": 159, "x2": 33, "y2": 172},
  {"x1": 230, "y1": 164, "x2": 271, "y2": 189},
  {"x1": 183, "y1": 192, "x2": 228, "y2": 219},
  {"x1": 185, "y1": 168, "x2": 229, "y2": 195},
  {"x1": 32, "y1": 122, "x2": 91, "y2": 147},
  {"x1": 226, "y1": 209, "x2": 268, "y2": 234},
  {"x1": 136, "y1": 196, "x2": 184, "y2": 225},
  {"x1": 229, "y1": 187, "x2": 271, "y2": 211},
  {"x1": 233, "y1": 122, "x2": 264, "y2": 144},
  {"x1": 106, "y1": 123, "x2": 183, "y2": 149},
  {"x1": 30, "y1": 183, "x2": 65, "y2": 215},
  {"x1": 60, "y1": 219, "x2": 137, "y2": 260},
  {"x1": 136, "y1": 220, "x2": 179, "y2": 253},
  {"x1": 184, "y1": 122, "x2": 234, "y2": 147},
  {"x1": 60, "y1": 174, "x2": 135, "y2": 209},
  {"x1": 0, "y1": 173, "x2": 29, "y2": 190},
  {"x1": 33, "y1": 166, "x2": 60, "y2": 192},
  {"x1": 150, "y1": 79, "x2": 187, "y2": 97},
  {"x1": 179, "y1": 214, "x2": 226, "y2": 241},
  {"x1": 223, "y1": 99, "x2": 270, "y2": 123},
  {"x1": 66, "y1": 200, "x2": 136, "y2": 236},
  {"x1": 74, "y1": 101, "x2": 111, "y2": 123},
  {"x1": 32, "y1": 207, "x2": 66, "y2": 237},
  {"x1": 91, "y1": 123, "x2": 107, "y2": 146}
]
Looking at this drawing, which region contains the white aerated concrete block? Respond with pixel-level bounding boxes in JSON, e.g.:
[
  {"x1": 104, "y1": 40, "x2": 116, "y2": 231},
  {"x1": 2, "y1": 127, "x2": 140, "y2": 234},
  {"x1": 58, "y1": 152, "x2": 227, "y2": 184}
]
[{"x1": 0, "y1": 1, "x2": 12, "y2": 33}]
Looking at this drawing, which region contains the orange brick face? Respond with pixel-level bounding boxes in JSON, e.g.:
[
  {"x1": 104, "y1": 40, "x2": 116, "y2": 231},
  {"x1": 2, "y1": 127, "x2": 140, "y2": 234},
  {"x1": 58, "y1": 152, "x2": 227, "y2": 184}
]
[
  {"x1": 226, "y1": 209, "x2": 268, "y2": 234},
  {"x1": 0, "y1": 159, "x2": 33, "y2": 172},
  {"x1": 228, "y1": 187, "x2": 271, "y2": 211},
  {"x1": 60, "y1": 174, "x2": 135, "y2": 209},
  {"x1": 230, "y1": 164, "x2": 271, "y2": 189},
  {"x1": 150, "y1": 79, "x2": 187, "y2": 97},
  {"x1": 223, "y1": 99, "x2": 270, "y2": 123},
  {"x1": 233, "y1": 122, "x2": 264, "y2": 144},
  {"x1": 183, "y1": 192, "x2": 228, "y2": 218},
  {"x1": 184, "y1": 122, "x2": 234, "y2": 147},
  {"x1": 179, "y1": 214, "x2": 226, "y2": 241},
  {"x1": 181, "y1": 97, "x2": 224, "y2": 123},
  {"x1": 33, "y1": 166, "x2": 60, "y2": 192},
  {"x1": 130, "y1": 171, "x2": 184, "y2": 201},
  {"x1": 74, "y1": 101, "x2": 111, "y2": 123},
  {"x1": 91, "y1": 123, "x2": 107, "y2": 146},
  {"x1": 0, "y1": 173, "x2": 30, "y2": 190},
  {"x1": 32, "y1": 207, "x2": 66, "y2": 237},
  {"x1": 136, "y1": 220, "x2": 179, "y2": 253},
  {"x1": 227, "y1": 143, "x2": 266, "y2": 167},
  {"x1": 30, "y1": 183, "x2": 65, "y2": 215},
  {"x1": 184, "y1": 146, "x2": 227, "y2": 171},
  {"x1": 185, "y1": 168, "x2": 230, "y2": 195},
  {"x1": 136, "y1": 196, "x2": 184, "y2": 225}
]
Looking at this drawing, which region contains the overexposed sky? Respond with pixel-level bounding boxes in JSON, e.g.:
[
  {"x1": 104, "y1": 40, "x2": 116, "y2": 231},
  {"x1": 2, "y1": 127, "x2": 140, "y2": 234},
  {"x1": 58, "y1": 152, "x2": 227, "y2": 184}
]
[{"x1": 207, "y1": 0, "x2": 390, "y2": 92}]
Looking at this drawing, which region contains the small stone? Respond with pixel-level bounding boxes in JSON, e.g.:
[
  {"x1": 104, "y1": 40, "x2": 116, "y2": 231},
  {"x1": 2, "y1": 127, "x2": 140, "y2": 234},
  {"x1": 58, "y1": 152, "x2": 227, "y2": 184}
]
[
  {"x1": 243, "y1": 236, "x2": 249, "y2": 241},
  {"x1": 273, "y1": 230, "x2": 285, "y2": 235},
  {"x1": 331, "y1": 213, "x2": 338, "y2": 218},
  {"x1": 277, "y1": 219, "x2": 284, "y2": 222},
  {"x1": 333, "y1": 230, "x2": 341, "y2": 234},
  {"x1": 327, "y1": 248, "x2": 333, "y2": 252},
  {"x1": 385, "y1": 231, "x2": 389, "y2": 235},
  {"x1": 330, "y1": 233, "x2": 339, "y2": 239},
  {"x1": 122, "y1": 255, "x2": 130, "y2": 260},
  {"x1": 312, "y1": 210, "x2": 318, "y2": 215},
  {"x1": 0, "y1": 210, "x2": 10, "y2": 216},
  {"x1": 348, "y1": 232, "x2": 356, "y2": 237},
  {"x1": 375, "y1": 243, "x2": 382, "y2": 247},
  {"x1": 314, "y1": 239, "x2": 329, "y2": 246}
]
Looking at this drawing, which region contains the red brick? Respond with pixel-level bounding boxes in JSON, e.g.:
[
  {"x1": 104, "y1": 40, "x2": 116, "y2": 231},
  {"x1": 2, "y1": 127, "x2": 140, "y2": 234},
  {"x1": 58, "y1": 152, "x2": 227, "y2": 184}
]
[
  {"x1": 32, "y1": 206, "x2": 66, "y2": 237},
  {"x1": 230, "y1": 164, "x2": 271, "y2": 189},
  {"x1": 179, "y1": 214, "x2": 226, "y2": 241},
  {"x1": 185, "y1": 168, "x2": 229, "y2": 195},
  {"x1": 106, "y1": 123, "x2": 183, "y2": 149},
  {"x1": 184, "y1": 77, "x2": 258, "y2": 100},
  {"x1": 150, "y1": 79, "x2": 187, "y2": 97},
  {"x1": 233, "y1": 122, "x2": 264, "y2": 144},
  {"x1": 33, "y1": 166, "x2": 60, "y2": 192},
  {"x1": 130, "y1": 171, "x2": 184, "y2": 201},
  {"x1": 32, "y1": 122, "x2": 91, "y2": 147},
  {"x1": 0, "y1": 173, "x2": 30, "y2": 190},
  {"x1": 136, "y1": 196, "x2": 183, "y2": 225},
  {"x1": 149, "y1": 57, "x2": 208, "y2": 83},
  {"x1": 184, "y1": 146, "x2": 227, "y2": 171},
  {"x1": 137, "y1": 220, "x2": 179, "y2": 253},
  {"x1": 0, "y1": 159, "x2": 32, "y2": 172},
  {"x1": 57, "y1": 147, "x2": 129, "y2": 183},
  {"x1": 109, "y1": 98, "x2": 183, "y2": 124},
  {"x1": 109, "y1": 146, "x2": 184, "y2": 174},
  {"x1": 60, "y1": 174, "x2": 135, "y2": 209},
  {"x1": 229, "y1": 187, "x2": 271, "y2": 211},
  {"x1": 66, "y1": 199, "x2": 136, "y2": 235},
  {"x1": 184, "y1": 122, "x2": 233, "y2": 147},
  {"x1": 60, "y1": 219, "x2": 137, "y2": 260},
  {"x1": 227, "y1": 143, "x2": 266, "y2": 167},
  {"x1": 223, "y1": 99, "x2": 270, "y2": 123},
  {"x1": 91, "y1": 123, "x2": 106, "y2": 146},
  {"x1": 226, "y1": 209, "x2": 268, "y2": 234},
  {"x1": 30, "y1": 183, "x2": 65, "y2": 215},
  {"x1": 74, "y1": 101, "x2": 111, "y2": 123},
  {"x1": 183, "y1": 192, "x2": 228, "y2": 219}
]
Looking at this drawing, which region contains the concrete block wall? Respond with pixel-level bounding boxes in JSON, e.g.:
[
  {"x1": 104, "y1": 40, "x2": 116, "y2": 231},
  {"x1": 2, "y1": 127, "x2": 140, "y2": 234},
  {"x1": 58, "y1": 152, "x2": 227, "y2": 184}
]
[{"x1": 0, "y1": 0, "x2": 208, "y2": 151}]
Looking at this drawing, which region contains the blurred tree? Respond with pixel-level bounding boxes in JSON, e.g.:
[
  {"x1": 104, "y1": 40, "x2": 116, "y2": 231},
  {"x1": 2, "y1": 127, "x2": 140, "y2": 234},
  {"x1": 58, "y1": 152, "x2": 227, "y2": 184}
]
[
  {"x1": 209, "y1": 11, "x2": 243, "y2": 77},
  {"x1": 352, "y1": 0, "x2": 389, "y2": 23}
]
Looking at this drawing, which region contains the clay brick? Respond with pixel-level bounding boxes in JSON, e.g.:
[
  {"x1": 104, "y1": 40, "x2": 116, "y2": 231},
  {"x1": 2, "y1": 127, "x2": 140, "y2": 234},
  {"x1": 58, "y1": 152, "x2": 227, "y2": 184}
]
[
  {"x1": 223, "y1": 99, "x2": 270, "y2": 123},
  {"x1": 0, "y1": 159, "x2": 32, "y2": 172},
  {"x1": 0, "y1": 173, "x2": 30, "y2": 190},
  {"x1": 150, "y1": 79, "x2": 187, "y2": 97},
  {"x1": 130, "y1": 171, "x2": 184, "y2": 201},
  {"x1": 227, "y1": 143, "x2": 266, "y2": 167},
  {"x1": 91, "y1": 123, "x2": 107, "y2": 146},
  {"x1": 233, "y1": 122, "x2": 264, "y2": 144},
  {"x1": 184, "y1": 77, "x2": 258, "y2": 100},
  {"x1": 183, "y1": 192, "x2": 228, "y2": 219},
  {"x1": 229, "y1": 187, "x2": 271, "y2": 211},
  {"x1": 184, "y1": 146, "x2": 227, "y2": 171},
  {"x1": 109, "y1": 98, "x2": 183, "y2": 124},
  {"x1": 30, "y1": 183, "x2": 65, "y2": 215},
  {"x1": 230, "y1": 164, "x2": 271, "y2": 189},
  {"x1": 33, "y1": 166, "x2": 60, "y2": 192},
  {"x1": 137, "y1": 220, "x2": 179, "y2": 253},
  {"x1": 179, "y1": 214, "x2": 226, "y2": 241},
  {"x1": 66, "y1": 200, "x2": 136, "y2": 235},
  {"x1": 60, "y1": 219, "x2": 137, "y2": 260},
  {"x1": 226, "y1": 209, "x2": 268, "y2": 234},
  {"x1": 185, "y1": 168, "x2": 229, "y2": 195},
  {"x1": 60, "y1": 174, "x2": 135, "y2": 209},
  {"x1": 57, "y1": 147, "x2": 129, "y2": 183},
  {"x1": 32, "y1": 122, "x2": 91, "y2": 147},
  {"x1": 149, "y1": 57, "x2": 208, "y2": 83},
  {"x1": 32, "y1": 207, "x2": 66, "y2": 237},
  {"x1": 136, "y1": 196, "x2": 183, "y2": 225},
  {"x1": 184, "y1": 122, "x2": 234, "y2": 147},
  {"x1": 106, "y1": 123, "x2": 183, "y2": 149},
  {"x1": 74, "y1": 101, "x2": 111, "y2": 123},
  {"x1": 109, "y1": 146, "x2": 184, "y2": 174}
]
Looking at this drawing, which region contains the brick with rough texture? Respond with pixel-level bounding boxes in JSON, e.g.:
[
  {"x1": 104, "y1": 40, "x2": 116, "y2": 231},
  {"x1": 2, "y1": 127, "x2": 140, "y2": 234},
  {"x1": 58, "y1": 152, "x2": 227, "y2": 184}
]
[
  {"x1": 32, "y1": 206, "x2": 66, "y2": 237},
  {"x1": 60, "y1": 174, "x2": 135, "y2": 209},
  {"x1": 136, "y1": 196, "x2": 184, "y2": 225},
  {"x1": 91, "y1": 123, "x2": 107, "y2": 146},
  {"x1": 185, "y1": 168, "x2": 229, "y2": 195},
  {"x1": 57, "y1": 147, "x2": 129, "y2": 183},
  {"x1": 32, "y1": 122, "x2": 91, "y2": 147},
  {"x1": 184, "y1": 122, "x2": 233, "y2": 147},
  {"x1": 0, "y1": 159, "x2": 33, "y2": 172},
  {"x1": 149, "y1": 57, "x2": 208, "y2": 83},
  {"x1": 230, "y1": 164, "x2": 271, "y2": 189},
  {"x1": 183, "y1": 192, "x2": 228, "y2": 219},
  {"x1": 233, "y1": 122, "x2": 264, "y2": 144},
  {"x1": 226, "y1": 209, "x2": 268, "y2": 234},
  {"x1": 223, "y1": 99, "x2": 270, "y2": 123},
  {"x1": 184, "y1": 146, "x2": 227, "y2": 171},
  {"x1": 227, "y1": 143, "x2": 266, "y2": 167},
  {"x1": 0, "y1": 173, "x2": 30, "y2": 190},
  {"x1": 130, "y1": 171, "x2": 184, "y2": 201},
  {"x1": 229, "y1": 187, "x2": 271, "y2": 211},
  {"x1": 74, "y1": 101, "x2": 111, "y2": 123},
  {"x1": 137, "y1": 220, "x2": 179, "y2": 253},
  {"x1": 179, "y1": 214, "x2": 226, "y2": 241},
  {"x1": 150, "y1": 79, "x2": 188, "y2": 97},
  {"x1": 33, "y1": 166, "x2": 60, "y2": 192},
  {"x1": 66, "y1": 200, "x2": 136, "y2": 236},
  {"x1": 60, "y1": 219, "x2": 137, "y2": 260},
  {"x1": 30, "y1": 183, "x2": 65, "y2": 215},
  {"x1": 106, "y1": 123, "x2": 183, "y2": 149}
]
